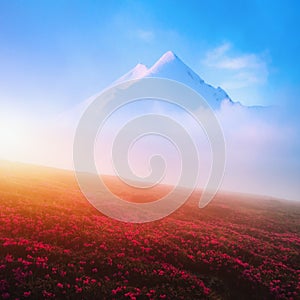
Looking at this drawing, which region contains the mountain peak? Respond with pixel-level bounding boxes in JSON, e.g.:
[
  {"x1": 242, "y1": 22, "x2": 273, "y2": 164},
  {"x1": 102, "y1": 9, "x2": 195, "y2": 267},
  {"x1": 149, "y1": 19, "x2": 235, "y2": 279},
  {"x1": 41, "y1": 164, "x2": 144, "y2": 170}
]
[
  {"x1": 115, "y1": 51, "x2": 233, "y2": 108},
  {"x1": 116, "y1": 63, "x2": 148, "y2": 83},
  {"x1": 159, "y1": 50, "x2": 177, "y2": 62},
  {"x1": 151, "y1": 51, "x2": 179, "y2": 69},
  {"x1": 133, "y1": 63, "x2": 148, "y2": 73}
]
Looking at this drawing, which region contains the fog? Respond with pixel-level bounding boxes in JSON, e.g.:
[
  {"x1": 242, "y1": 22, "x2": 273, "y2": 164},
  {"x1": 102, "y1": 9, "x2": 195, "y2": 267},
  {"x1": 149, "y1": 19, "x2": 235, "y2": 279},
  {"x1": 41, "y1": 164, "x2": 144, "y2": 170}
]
[{"x1": 1, "y1": 93, "x2": 299, "y2": 202}]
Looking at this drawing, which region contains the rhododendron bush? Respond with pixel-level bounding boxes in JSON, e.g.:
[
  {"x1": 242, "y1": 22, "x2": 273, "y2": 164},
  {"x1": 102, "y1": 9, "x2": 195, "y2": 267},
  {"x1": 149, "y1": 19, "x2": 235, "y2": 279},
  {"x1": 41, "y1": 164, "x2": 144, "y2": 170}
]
[{"x1": 0, "y1": 162, "x2": 299, "y2": 299}]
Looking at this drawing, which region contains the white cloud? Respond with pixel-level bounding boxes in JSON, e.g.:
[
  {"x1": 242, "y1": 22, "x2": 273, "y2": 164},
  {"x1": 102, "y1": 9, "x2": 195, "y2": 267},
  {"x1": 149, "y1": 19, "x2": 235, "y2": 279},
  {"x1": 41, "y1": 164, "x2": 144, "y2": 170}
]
[
  {"x1": 202, "y1": 43, "x2": 269, "y2": 89},
  {"x1": 136, "y1": 29, "x2": 155, "y2": 43}
]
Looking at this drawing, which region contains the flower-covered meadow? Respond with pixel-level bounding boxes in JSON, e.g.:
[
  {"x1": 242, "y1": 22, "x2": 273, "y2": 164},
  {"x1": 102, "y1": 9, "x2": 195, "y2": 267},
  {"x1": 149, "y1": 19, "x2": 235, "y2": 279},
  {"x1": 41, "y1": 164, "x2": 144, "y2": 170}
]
[{"x1": 0, "y1": 162, "x2": 299, "y2": 299}]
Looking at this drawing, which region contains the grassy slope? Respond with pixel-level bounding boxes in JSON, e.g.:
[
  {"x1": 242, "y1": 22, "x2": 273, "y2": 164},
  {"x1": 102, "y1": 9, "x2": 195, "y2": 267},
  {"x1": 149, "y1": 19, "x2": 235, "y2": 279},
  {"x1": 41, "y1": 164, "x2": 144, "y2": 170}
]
[{"x1": 0, "y1": 161, "x2": 299, "y2": 299}]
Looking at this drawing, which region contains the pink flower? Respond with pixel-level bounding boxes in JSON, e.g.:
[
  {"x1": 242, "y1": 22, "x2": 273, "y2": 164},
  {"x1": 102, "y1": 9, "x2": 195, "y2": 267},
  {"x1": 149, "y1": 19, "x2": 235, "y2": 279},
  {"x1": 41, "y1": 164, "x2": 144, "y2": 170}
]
[
  {"x1": 57, "y1": 282, "x2": 63, "y2": 288},
  {"x1": 75, "y1": 285, "x2": 82, "y2": 293},
  {"x1": 23, "y1": 291, "x2": 31, "y2": 297},
  {"x1": 42, "y1": 290, "x2": 55, "y2": 298},
  {"x1": 5, "y1": 254, "x2": 13, "y2": 263}
]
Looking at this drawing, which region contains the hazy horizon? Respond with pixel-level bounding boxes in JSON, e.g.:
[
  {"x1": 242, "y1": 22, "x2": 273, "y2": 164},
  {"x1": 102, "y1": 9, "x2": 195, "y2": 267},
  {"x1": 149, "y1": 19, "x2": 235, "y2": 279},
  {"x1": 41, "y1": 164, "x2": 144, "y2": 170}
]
[{"x1": 0, "y1": 1, "x2": 299, "y2": 202}]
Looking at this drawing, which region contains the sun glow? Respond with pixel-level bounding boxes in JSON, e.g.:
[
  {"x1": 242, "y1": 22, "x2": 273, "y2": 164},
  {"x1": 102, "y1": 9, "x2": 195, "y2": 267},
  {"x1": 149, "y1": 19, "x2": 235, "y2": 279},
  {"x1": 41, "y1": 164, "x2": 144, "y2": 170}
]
[{"x1": 0, "y1": 112, "x2": 31, "y2": 161}]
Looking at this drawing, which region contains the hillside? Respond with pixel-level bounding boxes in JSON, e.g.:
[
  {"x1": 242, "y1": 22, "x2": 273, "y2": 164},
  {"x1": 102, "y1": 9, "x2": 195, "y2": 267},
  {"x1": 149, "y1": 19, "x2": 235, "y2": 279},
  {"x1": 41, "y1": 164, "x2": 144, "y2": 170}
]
[{"x1": 0, "y1": 161, "x2": 299, "y2": 299}]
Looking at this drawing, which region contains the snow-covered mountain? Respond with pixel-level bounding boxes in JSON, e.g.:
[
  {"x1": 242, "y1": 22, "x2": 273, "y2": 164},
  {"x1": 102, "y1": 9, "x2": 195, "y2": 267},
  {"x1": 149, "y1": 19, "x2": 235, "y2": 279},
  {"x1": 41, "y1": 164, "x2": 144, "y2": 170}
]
[{"x1": 115, "y1": 51, "x2": 233, "y2": 109}]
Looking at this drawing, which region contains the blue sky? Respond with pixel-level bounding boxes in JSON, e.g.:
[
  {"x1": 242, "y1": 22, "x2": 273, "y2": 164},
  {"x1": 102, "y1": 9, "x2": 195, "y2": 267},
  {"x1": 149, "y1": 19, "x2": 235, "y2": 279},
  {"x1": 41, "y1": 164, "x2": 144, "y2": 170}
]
[
  {"x1": 0, "y1": 1, "x2": 299, "y2": 200},
  {"x1": 0, "y1": 0, "x2": 299, "y2": 117}
]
